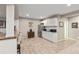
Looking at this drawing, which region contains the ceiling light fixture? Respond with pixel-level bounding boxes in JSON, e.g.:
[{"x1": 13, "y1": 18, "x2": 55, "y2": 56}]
[
  {"x1": 40, "y1": 16, "x2": 44, "y2": 19},
  {"x1": 26, "y1": 14, "x2": 30, "y2": 17},
  {"x1": 67, "y1": 4, "x2": 71, "y2": 6}
]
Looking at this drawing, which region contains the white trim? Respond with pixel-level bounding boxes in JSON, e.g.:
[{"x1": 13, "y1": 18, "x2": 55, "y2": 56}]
[{"x1": 65, "y1": 37, "x2": 78, "y2": 40}]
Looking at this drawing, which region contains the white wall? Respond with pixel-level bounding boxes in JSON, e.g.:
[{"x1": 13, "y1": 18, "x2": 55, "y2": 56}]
[
  {"x1": 68, "y1": 16, "x2": 79, "y2": 39},
  {"x1": 19, "y1": 19, "x2": 40, "y2": 38},
  {"x1": 57, "y1": 17, "x2": 64, "y2": 41},
  {"x1": 61, "y1": 17, "x2": 69, "y2": 39}
]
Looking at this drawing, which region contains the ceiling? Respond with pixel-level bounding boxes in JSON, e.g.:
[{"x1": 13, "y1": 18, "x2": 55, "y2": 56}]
[
  {"x1": 15, "y1": 4, "x2": 79, "y2": 19},
  {"x1": 1, "y1": 4, "x2": 79, "y2": 19}
]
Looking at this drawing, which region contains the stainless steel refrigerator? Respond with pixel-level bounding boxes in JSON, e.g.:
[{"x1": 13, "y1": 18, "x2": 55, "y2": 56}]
[{"x1": 38, "y1": 23, "x2": 44, "y2": 38}]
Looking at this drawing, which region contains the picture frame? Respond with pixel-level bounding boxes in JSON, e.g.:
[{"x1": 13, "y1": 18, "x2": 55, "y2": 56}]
[
  {"x1": 0, "y1": 20, "x2": 6, "y2": 28},
  {"x1": 28, "y1": 22, "x2": 33, "y2": 27},
  {"x1": 72, "y1": 22, "x2": 78, "y2": 28},
  {"x1": 59, "y1": 22, "x2": 64, "y2": 27}
]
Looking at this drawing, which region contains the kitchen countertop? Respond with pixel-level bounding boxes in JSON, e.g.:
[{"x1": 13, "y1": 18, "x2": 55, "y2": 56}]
[
  {"x1": 42, "y1": 30, "x2": 57, "y2": 33},
  {"x1": 0, "y1": 36, "x2": 17, "y2": 40}
]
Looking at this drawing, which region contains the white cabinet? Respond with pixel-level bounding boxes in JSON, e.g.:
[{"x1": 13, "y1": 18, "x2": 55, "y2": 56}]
[
  {"x1": 0, "y1": 39, "x2": 17, "y2": 54},
  {"x1": 42, "y1": 31, "x2": 58, "y2": 42},
  {"x1": 41, "y1": 17, "x2": 64, "y2": 42},
  {"x1": 47, "y1": 18, "x2": 58, "y2": 26},
  {"x1": 41, "y1": 18, "x2": 58, "y2": 26},
  {"x1": 48, "y1": 32, "x2": 58, "y2": 42}
]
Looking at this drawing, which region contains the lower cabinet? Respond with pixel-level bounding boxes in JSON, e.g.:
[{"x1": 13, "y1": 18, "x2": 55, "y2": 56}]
[
  {"x1": 0, "y1": 39, "x2": 17, "y2": 54},
  {"x1": 27, "y1": 32, "x2": 35, "y2": 38},
  {"x1": 42, "y1": 31, "x2": 58, "y2": 42}
]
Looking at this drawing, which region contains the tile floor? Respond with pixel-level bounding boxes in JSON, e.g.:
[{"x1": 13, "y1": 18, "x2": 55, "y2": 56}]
[{"x1": 20, "y1": 37, "x2": 79, "y2": 54}]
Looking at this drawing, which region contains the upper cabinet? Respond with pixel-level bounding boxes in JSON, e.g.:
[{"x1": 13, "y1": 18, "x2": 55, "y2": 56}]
[{"x1": 41, "y1": 18, "x2": 58, "y2": 26}]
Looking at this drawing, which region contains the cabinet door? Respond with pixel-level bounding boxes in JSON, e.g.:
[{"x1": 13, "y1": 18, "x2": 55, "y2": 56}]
[
  {"x1": 41, "y1": 18, "x2": 58, "y2": 26},
  {"x1": 47, "y1": 32, "x2": 58, "y2": 42},
  {"x1": 48, "y1": 18, "x2": 58, "y2": 26},
  {"x1": 0, "y1": 39, "x2": 17, "y2": 54}
]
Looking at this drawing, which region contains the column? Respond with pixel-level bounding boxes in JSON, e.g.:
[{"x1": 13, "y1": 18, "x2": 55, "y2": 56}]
[{"x1": 6, "y1": 5, "x2": 15, "y2": 37}]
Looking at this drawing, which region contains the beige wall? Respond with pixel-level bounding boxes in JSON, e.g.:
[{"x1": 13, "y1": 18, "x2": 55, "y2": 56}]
[{"x1": 19, "y1": 19, "x2": 40, "y2": 38}]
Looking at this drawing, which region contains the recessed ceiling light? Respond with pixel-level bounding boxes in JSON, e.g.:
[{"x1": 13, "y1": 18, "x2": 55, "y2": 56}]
[
  {"x1": 26, "y1": 14, "x2": 30, "y2": 17},
  {"x1": 40, "y1": 16, "x2": 44, "y2": 19},
  {"x1": 67, "y1": 4, "x2": 71, "y2": 6}
]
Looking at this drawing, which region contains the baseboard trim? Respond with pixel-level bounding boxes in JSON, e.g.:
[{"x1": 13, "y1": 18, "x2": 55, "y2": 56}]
[{"x1": 65, "y1": 37, "x2": 78, "y2": 40}]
